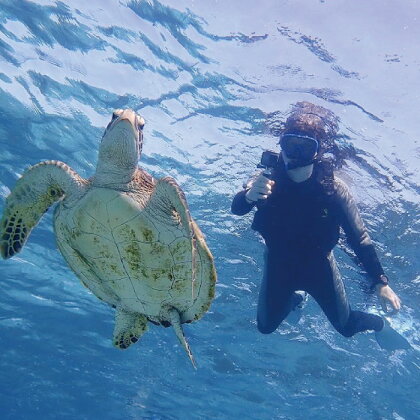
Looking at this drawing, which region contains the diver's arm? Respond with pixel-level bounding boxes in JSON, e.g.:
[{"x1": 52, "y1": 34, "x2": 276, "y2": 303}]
[
  {"x1": 335, "y1": 179, "x2": 385, "y2": 284},
  {"x1": 336, "y1": 180, "x2": 401, "y2": 312},
  {"x1": 231, "y1": 189, "x2": 256, "y2": 215},
  {"x1": 335, "y1": 180, "x2": 401, "y2": 311}
]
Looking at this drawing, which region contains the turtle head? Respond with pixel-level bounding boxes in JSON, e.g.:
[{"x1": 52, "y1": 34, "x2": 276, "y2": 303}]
[{"x1": 95, "y1": 109, "x2": 145, "y2": 186}]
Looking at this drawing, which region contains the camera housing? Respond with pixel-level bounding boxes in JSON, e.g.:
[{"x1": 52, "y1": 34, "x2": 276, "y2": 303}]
[{"x1": 259, "y1": 150, "x2": 280, "y2": 169}]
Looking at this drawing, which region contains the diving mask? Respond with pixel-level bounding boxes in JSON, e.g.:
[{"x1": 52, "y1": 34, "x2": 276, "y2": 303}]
[{"x1": 279, "y1": 134, "x2": 319, "y2": 169}]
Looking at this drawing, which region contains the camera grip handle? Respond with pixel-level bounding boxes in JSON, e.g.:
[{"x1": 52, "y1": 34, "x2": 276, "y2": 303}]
[
  {"x1": 261, "y1": 168, "x2": 273, "y2": 180},
  {"x1": 255, "y1": 169, "x2": 273, "y2": 206}
]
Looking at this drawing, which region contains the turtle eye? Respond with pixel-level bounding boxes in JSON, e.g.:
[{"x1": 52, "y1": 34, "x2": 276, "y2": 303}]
[{"x1": 137, "y1": 115, "x2": 145, "y2": 130}]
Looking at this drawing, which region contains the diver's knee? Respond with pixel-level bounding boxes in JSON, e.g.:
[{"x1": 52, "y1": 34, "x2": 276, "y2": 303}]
[
  {"x1": 338, "y1": 329, "x2": 355, "y2": 338},
  {"x1": 333, "y1": 323, "x2": 355, "y2": 338},
  {"x1": 257, "y1": 318, "x2": 278, "y2": 334}
]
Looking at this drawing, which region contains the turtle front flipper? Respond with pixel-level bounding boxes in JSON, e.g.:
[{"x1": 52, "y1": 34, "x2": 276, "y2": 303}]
[
  {"x1": 0, "y1": 160, "x2": 86, "y2": 259},
  {"x1": 113, "y1": 308, "x2": 148, "y2": 349}
]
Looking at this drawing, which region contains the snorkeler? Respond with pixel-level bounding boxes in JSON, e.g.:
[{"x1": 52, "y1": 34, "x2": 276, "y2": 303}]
[{"x1": 231, "y1": 102, "x2": 410, "y2": 350}]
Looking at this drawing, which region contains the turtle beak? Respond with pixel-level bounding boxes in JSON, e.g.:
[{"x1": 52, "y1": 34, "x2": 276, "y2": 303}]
[
  {"x1": 110, "y1": 109, "x2": 138, "y2": 134},
  {"x1": 105, "y1": 109, "x2": 144, "y2": 135}
]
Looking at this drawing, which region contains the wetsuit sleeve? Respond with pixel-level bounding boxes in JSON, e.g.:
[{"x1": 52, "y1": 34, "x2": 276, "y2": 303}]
[
  {"x1": 335, "y1": 179, "x2": 385, "y2": 285},
  {"x1": 231, "y1": 189, "x2": 256, "y2": 215}
]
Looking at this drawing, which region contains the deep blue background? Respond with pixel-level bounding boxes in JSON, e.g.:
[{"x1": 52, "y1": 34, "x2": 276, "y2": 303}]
[{"x1": 0, "y1": 1, "x2": 419, "y2": 419}]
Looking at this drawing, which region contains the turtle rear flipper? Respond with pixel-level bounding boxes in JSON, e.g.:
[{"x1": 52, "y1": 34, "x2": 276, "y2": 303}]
[
  {"x1": 0, "y1": 161, "x2": 86, "y2": 259},
  {"x1": 113, "y1": 308, "x2": 148, "y2": 349}
]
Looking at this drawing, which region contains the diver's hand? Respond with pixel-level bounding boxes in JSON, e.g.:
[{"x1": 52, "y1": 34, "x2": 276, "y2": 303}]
[
  {"x1": 376, "y1": 284, "x2": 401, "y2": 312},
  {"x1": 245, "y1": 173, "x2": 275, "y2": 203}
]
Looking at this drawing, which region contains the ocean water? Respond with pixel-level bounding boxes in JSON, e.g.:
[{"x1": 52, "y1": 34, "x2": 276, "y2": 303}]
[{"x1": 0, "y1": 0, "x2": 419, "y2": 419}]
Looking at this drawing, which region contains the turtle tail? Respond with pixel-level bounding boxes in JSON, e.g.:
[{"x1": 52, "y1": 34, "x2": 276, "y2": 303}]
[
  {"x1": 168, "y1": 307, "x2": 197, "y2": 369},
  {"x1": 0, "y1": 160, "x2": 86, "y2": 259}
]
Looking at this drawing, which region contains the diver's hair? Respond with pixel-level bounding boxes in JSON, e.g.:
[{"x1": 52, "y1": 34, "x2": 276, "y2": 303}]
[{"x1": 282, "y1": 102, "x2": 341, "y2": 195}]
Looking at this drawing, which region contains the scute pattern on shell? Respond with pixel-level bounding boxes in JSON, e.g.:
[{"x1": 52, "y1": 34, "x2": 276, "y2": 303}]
[{"x1": 54, "y1": 169, "x2": 215, "y2": 323}]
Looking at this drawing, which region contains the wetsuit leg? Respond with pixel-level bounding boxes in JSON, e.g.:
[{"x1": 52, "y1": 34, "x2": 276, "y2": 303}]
[
  {"x1": 306, "y1": 252, "x2": 383, "y2": 337},
  {"x1": 257, "y1": 249, "x2": 297, "y2": 334}
]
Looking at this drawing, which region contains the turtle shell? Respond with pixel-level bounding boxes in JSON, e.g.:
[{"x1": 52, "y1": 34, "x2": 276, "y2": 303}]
[{"x1": 54, "y1": 178, "x2": 216, "y2": 324}]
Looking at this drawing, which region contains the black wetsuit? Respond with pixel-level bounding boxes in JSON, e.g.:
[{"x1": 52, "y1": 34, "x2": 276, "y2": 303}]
[{"x1": 231, "y1": 162, "x2": 384, "y2": 337}]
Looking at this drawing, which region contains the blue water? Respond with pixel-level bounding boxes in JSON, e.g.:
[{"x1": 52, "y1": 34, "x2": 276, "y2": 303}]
[{"x1": 0, "y1": 1, "x2": 419, "y2": 419}]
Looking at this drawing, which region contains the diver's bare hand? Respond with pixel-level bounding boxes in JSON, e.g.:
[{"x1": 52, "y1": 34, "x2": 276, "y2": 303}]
[
  {"x1": 245, "y1": 173, "x2": 275, "y2": 203},
  {"x1": 376, "y1": 284, "x2": 401, "y2": 312}
]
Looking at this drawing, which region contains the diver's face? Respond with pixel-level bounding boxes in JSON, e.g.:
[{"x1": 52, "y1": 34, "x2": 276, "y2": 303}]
[
  {"x1": 280, "y1": 134, "x2": 319, "y2": 162},
  {"x1": 282, "y1": 153, "x2": 314, "y2": 183}
]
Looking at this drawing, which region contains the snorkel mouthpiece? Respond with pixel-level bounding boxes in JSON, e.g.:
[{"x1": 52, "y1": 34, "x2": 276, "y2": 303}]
[{"x1": 285, "y1": 157, "x2": 316, "y2": 170}]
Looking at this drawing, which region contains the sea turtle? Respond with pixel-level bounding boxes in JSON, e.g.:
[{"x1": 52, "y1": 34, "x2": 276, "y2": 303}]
[{"x1": 0, "y1": 109, "x2": 216, "y2": 367}]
